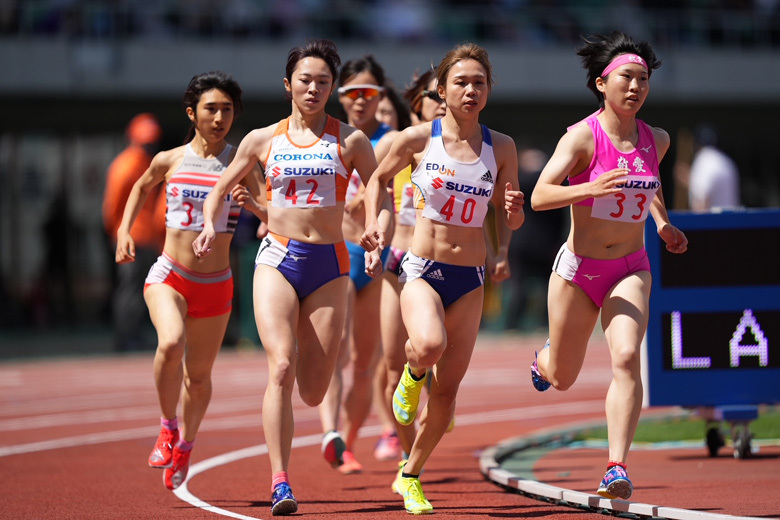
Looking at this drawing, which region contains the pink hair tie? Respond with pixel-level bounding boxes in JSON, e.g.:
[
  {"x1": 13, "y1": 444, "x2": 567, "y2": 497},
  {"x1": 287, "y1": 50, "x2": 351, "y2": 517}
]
[{"x1": 601, "y1": 54, "x2": 647, "y2": 77}]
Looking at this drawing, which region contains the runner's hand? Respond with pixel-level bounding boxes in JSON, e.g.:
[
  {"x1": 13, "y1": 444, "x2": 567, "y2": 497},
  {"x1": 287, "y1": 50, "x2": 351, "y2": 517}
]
[{"x1": 192, "y1": 225, "x2": 216, "y2": 258}]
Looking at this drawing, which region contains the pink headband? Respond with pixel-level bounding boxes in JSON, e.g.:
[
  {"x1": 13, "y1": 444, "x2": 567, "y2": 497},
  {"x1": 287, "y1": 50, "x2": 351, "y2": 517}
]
[{"x1": 601, "y1": 54, "x2": 647, "y2": 77}]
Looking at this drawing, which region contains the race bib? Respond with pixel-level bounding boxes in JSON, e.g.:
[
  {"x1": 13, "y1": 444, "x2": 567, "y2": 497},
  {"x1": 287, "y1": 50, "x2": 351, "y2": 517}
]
[{"x1": 591, "y1": 174, "x2": 659, "y2": 223}]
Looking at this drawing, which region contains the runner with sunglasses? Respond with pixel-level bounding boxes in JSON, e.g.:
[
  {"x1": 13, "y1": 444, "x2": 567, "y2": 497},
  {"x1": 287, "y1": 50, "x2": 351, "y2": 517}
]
[
  {"x1": 361, "y1": 43, "x2": 525, "y2": 514},
  {"x1": 372, "y1": 82, "x2": 413, "y2": 463},
  {"x1": 318, "y1": 54, "x2": 398, "y2": 475},
  {"x1": 338, "y1": 84, "x2": 385, "y2": 101},
  {"x1": 193, "y1": 40, "x2": 379, "y2": 516}
]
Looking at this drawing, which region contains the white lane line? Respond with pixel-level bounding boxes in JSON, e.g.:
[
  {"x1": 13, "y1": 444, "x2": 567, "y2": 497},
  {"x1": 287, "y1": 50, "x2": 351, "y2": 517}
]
[
  {"x1": 173, "y1": 444, "x2": 272, "y2": 520},
  {"x1": 0, "y1": 401, "x2": 600, "y2": 457},
  {"x1": 0, "y1": 396, "x2": 263, "y2": 432},
  {"x1": 0, "y1": 426, "x2": 156, "y2": 457},
  {"x1": 0, "y1": 415, "x2": 263, "y2": 457},
  {"x1": 171, "y1": 401, "x2": 606, "y2": 519}
]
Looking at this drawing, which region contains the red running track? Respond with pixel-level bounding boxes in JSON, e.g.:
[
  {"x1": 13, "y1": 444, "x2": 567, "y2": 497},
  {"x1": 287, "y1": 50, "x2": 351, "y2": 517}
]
[{"x1": 1, "y1": 333, "x2": 776, "y2": 519}]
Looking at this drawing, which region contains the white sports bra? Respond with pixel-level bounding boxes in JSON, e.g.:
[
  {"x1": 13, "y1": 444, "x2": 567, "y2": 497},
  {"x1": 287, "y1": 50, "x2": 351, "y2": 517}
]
[{"x1": 165, "y1": 143, "x2": 239, "y2": 233}]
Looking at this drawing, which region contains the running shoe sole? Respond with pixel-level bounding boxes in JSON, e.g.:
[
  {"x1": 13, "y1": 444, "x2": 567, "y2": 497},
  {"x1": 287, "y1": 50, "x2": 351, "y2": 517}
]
[
  {"x1": 321, "y1": 430, "x2": 346, "y2": 468},
  {"x1": 271, "y1": 498, "x2": 298, "y2": 516},
  {"x1": 271, "y1": 482, "x2": 298, "y2": 516},
  {"x1": 597, "y1": 478, "x2": 633, "y2": 500}
]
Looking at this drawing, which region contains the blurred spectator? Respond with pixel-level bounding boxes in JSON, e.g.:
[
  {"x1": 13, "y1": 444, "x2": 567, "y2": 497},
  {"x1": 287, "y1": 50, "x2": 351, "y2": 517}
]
[
  {"x1": 688, "y1": 125, "x2": 741, "y2": 212},
  {"x1": 376, "y1": 82, "x2": 412, "y2": 131},
  {"x1": 502, "y1": 145, "x2": 566, "y2": 332},
  {"x1": 102, "y1": 113, "x2": 165, "y2": 351},
  {"x1": 372, "y1": 0, "x2": 434, "y2": 42},
  {"x1": 8, "y1": 1, "x2": 780, "y2": 49}
]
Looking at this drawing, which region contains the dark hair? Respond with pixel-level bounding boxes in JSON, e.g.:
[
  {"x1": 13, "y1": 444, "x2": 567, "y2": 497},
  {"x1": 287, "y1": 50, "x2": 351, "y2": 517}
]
[
  {"x1": 285, "y1": 39, "x2": 341, "y2": 85},
  {"x1": 382, "y1": 83, "x2": 412, "y2": 130},
  {"x1": 404, "y1": 68, "x2": 436, "y2": 119},
  {"x1": 182, "y1": 71, "x2": 243, "y2": 143},
  {"x1": 339, "y1": 54, "x2": 386, "y2": 88},
  {"x1": 436, "y1": 43, "x2": 493, "y2": 92},
  {"x1": 577, "y1": 31, "x2": 662, "y2": 107}
]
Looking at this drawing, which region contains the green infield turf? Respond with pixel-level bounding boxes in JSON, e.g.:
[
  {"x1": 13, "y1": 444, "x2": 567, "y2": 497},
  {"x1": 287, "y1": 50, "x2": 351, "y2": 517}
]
[{"x1": 574, "y1": 406, "x2": 780, "y2": 443}]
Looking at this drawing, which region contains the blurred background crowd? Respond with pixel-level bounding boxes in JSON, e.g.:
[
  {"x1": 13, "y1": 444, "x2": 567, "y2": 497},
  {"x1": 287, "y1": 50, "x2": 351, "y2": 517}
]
[
  {"x1": 1, "y1": 0, "x2": 778, "y2": 356},
  {"x1": 4, "y1": 0, "x2": 780, "y2": 48}
]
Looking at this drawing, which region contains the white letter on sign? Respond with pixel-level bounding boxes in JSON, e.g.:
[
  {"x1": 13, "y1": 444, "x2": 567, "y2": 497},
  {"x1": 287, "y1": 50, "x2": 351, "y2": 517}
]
[
  {"x1": 671, "y1": 311, "x2": 712, "y2": 369},
  {"x1": 730, "y1": 309, "x2": 769, "y2": 367}
]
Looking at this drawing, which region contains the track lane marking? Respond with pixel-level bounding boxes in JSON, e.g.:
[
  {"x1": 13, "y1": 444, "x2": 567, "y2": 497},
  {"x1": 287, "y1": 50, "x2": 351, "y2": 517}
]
[{"x1": 172, "y1": 401, "x2": 605, "y2": 519}]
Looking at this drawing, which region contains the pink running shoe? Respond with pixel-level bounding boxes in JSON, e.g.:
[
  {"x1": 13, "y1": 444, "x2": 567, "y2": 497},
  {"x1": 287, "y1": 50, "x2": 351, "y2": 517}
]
[
  {"x1": 338, "y1": 450, "x2": 363, "y2": 474},
  {"x1": 164, "y1": 446, "x2": 191, "y2": 490},
  {"x1": 374, "y1": 431, "x2": 402, "y2": 461},
  {"x1": 148, "y1": 428, "x2": 179, "y2": 469}
]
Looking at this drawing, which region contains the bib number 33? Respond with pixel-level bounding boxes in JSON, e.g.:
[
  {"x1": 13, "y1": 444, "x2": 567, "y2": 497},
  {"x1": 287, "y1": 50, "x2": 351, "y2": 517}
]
[{"x1": 591, "y1": 174, "x2": 658, "y2": 223}]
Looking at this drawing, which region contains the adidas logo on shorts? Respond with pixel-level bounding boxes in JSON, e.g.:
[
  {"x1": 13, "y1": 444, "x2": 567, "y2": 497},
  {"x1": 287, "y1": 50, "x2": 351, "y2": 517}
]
[{"x1": 426, "y1": 268, "x2": 445, "y2": 281}]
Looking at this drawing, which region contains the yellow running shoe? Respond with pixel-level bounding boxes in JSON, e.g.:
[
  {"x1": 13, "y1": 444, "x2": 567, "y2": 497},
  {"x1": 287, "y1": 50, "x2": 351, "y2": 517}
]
[
  {"x1": 391, "y1": 460, "x2": 407, "y2": 494},
  {"x1": 399, "y1": 476, "x2": 433, "y2": 515},
  {"x1": 393, "y1": 364, "x2": 427, "y2": 426},
  {"x1": 446, "y1": 413, "x2": 455, "y2": 433}
]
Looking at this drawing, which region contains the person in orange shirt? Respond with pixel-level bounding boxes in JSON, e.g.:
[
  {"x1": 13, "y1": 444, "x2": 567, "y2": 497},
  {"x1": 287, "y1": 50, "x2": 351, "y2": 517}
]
[{"x1": 103, "y1": 113, "x2": 165, "y2": 351}]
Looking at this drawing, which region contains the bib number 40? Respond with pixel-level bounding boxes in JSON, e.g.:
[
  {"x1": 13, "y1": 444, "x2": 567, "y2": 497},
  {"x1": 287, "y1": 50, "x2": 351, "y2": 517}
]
[{"x1": 440, "y1": 196, "x2": 476, "y2": 224}]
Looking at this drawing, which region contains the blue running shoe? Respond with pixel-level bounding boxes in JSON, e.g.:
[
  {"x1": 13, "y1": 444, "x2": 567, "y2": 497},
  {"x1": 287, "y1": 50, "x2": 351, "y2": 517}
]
[
  {"x1": 271, "y1": 482, "x2": 298, "y2": 516},
  {"x1": 597, "y1": 465, "x2": 633, "y2": 500},
  {"x1": 530, "y1": 339, "x2": 551, "y2": 392}
]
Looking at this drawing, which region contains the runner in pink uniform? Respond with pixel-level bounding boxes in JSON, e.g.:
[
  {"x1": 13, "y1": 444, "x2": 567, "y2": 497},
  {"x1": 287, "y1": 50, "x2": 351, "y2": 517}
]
[{"x1": 529, "y1": 31, "x2": 688, "y2": 500}]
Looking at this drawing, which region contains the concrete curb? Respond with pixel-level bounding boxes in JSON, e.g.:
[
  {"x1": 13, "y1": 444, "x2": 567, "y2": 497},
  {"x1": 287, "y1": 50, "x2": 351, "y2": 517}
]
[{"x1": 479, "y1": 421, "x2": 758, "y2": 520}]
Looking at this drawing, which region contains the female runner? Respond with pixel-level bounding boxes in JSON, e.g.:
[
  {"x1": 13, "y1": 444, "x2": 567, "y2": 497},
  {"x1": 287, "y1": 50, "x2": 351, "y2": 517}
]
[
  {"x1": 193, "y1": 40, "x2": 380, "y2": 516},
  {"x1": 530, "y1": 31, "x2": 688, "y2": 500},
  {"x1": 116, "y1": 71, "x2": 263, "y2": 491},
  {"x1": 361, "y1": 43, "x2": 525, "y2": 514}
]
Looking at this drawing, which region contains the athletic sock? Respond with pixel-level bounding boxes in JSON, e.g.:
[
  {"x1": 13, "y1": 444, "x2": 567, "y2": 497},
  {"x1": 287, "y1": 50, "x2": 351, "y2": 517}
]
[
  {"x1": 408, "y1": 366, "x2": 425, "y2": 381},
  {"x1": 177, "y1": 439, "x2": 194, "y2": 452},
  {"x1": 161, "y1": 417, "x2": 178, "y2": 431},
  {"x1": 272, "y1": 471, "x2": 289, "y2": 491}
]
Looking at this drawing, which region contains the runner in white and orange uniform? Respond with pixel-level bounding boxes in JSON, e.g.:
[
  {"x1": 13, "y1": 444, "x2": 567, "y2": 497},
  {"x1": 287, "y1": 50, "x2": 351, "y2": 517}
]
[
  {"x1": 115, "y1": 71, "x2": 264, "y2": 492},
  {"x1": 193, "y1": 40, "x2": 379, "y2": 517},
  {"x1": 361, "y1": 43, "x2": 525, "y2": 514},
  {"x1": 529, "y1": 31, "x2": 688, "y2": 501}
]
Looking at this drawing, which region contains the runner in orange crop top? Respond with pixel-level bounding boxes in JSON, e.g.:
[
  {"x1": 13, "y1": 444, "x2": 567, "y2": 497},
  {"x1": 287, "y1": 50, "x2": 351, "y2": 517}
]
[{"x1": 192, "y1": 40, "x2": 380, "y2": 517}]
